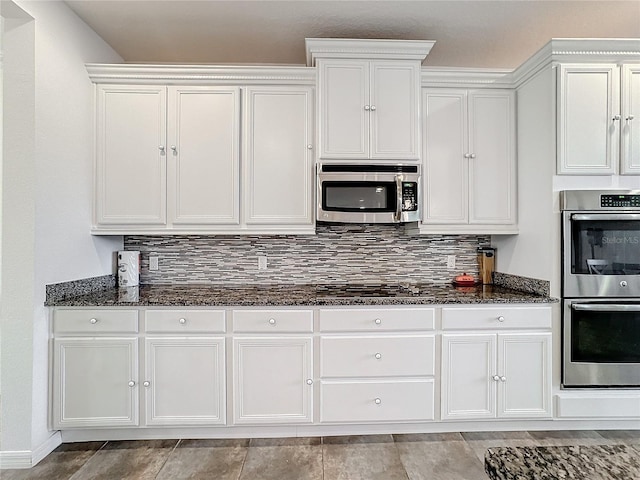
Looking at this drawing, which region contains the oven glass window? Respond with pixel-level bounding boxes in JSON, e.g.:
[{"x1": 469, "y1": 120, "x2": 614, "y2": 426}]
[
  {"x1": 570, "y1": 219, "x2": 640, "y2": 275},
  {"x1": 571, "y1": 307, "x2": 640, "y2": 363},
  {"x1": 322, "y1": 182, "x2": 395, "y2": 212}
]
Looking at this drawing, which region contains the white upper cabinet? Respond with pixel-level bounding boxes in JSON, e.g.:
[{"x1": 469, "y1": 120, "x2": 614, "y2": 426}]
[
  {"x1": 557, "y1": 62, "x2": 640, "y2": 175},
  {"x1": 242, "y1": 86, "x2": 314, "y2": 228},
  {"x1": 95, "y1": 85, "x2": 167, "y2": 227},
  {"x1": 318, "y1": 60, "x2": 420, "y2": 160},
  {"x1": 421, "y1": 88, "x2": 516, "y2": 233},
  {"x1": 167, "y1": 87, "x2": 240, "y2": 226},
  {"x1": 621, "y1": 64, "x2": 640, "y2": 174}
]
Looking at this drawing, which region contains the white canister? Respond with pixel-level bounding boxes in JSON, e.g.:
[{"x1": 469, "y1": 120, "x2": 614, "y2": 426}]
[{"x1": 117, "y1": 251, "x2": 140, "y2": 287}]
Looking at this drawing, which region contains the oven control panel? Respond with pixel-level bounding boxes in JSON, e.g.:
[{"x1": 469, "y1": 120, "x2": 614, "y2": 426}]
[{"x1": 601, "y1": 194, "x2": 640, "y2": 208}]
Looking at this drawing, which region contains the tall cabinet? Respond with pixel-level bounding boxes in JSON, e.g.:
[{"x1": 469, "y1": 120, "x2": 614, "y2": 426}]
[
  {"x1": 306, "y1": 38, "x2": 435, "y2": 162},
  {"x1": 89, "y1": 65, "x2": 315, "y2": 234}
]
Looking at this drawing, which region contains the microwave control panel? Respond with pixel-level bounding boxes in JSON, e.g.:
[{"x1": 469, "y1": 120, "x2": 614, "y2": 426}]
[
  {"x1": 601, "y1": 194, "x2": 640, "y2": 208},
  {"x1": 402, "y1": 183, "x2": 418, "y2": 211}
]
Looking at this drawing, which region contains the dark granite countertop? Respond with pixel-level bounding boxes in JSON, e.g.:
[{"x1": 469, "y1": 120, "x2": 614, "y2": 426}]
[
  {"x1": 46, "y1": 283, "x2": 557, "y2": 307},
  {"x1": 485, "y1": 444, "x2": 640, "y2": 480}
]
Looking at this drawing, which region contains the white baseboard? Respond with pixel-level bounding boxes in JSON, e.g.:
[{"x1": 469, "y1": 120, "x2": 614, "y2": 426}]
[{"x1": 0, "y1": 431, "x2": 61, "y2": 470}]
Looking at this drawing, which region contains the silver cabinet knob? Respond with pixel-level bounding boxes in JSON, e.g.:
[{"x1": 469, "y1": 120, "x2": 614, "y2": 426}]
[
  {"x1": 374, "y1": 398, "x2": 382, "y2": 405},
  {"x1": 370, "y1": 105, "x2": 376, "y2": 111},
  {"x1": 179, "y1": 318, "x2": 186, "y2": 325},
  {"x1": 464, "y1": 153, "x2": 471, "y2": 159},
  {"x1": 89, "y1": 318, "x2": 98, "y2": 324},
  {"x1": 128, "y1": 381, "x2": 136, "y2": 387},
  {"x1": 627, "y1": 115, "x2": 635, "y2": 121},
  {"x1": 621, "y1": 281, "x2": 628, "y2": 287},
  {"x1": 268, "y1": 318, "x2": 276, "y2": 325},
  {"x1": 159, "y1": 145, "x2": 165, "y2": 151},
  {"x1": 497, "y1": 316, "x2": 505, "y2": 322},
  {"x1": 613, "y1": 115, "x2": 621, "y2": 121},
  {"x1": 307, "y1": 144, "x2": 313, "y2": 150},
  {"x1": 374, "y1": 318, "x2": 382, "y2": 325},
  {"x1": 306, "y1": 379, "x2": 313, "y2": 385},
  {"x1": 364, "y1": 105, "x2": 371, "y2": 111},
  {"x1": 143, "y1": 381, "x2": 150, "y2": 387},
  {"x1": 492, "y1": 375, "x2": 500, "y2": 381},
  {"x1": 170, "y1": 145, "x2": 177, "y2": 152},
  {"x1": 374, "y1": 353, "x2": 382, "y2": 360},
  {"x1": 500, "y1": 376, "x2": 507, "y2": 382},
  {"x1": 470, "y1": 153, "x2": 476, "y2": 159}
]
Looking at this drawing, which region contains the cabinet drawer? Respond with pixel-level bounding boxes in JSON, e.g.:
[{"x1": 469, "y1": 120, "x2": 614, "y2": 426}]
[
  {"x1": 145, "y1": 310, "x2": 225, "y2": 333},
  {"x1": 442, "y1": 306, "x2": 552, "y2": 330},
  {"x1": 232, "y1": 310, "x2": 313, "y2": 333},
  {"x1": 319, "y1": 308, "x2": 435, "y2": 332},
  {"x1": 53, "y1": 309, "x2": 138, "y2": 334},
  {"x1": 320, "y1": 379, "x2": 434, "y2": 423},
  {"x1": 321, "y1": 335, "x2": 435, "y2": 377}
]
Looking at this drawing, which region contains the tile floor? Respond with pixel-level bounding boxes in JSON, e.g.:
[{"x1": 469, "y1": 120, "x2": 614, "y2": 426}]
[{"x1": 2, "y1": 430, "x2": 639, "y2": 480}]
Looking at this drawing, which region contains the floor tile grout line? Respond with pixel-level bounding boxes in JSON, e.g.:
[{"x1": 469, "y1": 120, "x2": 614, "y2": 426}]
[
  {"x1": 153, "y1": 438, "x2": 181, "y2": 479},
  {"x1": 66, "y1": 440, "x2": 109, "y2": 480},
  {"x1": 391, "y1": 435, "x2": 411, "y2": 480},
  {"x1": 236, "y1": 437, "x2": 250, "y2": 480}
]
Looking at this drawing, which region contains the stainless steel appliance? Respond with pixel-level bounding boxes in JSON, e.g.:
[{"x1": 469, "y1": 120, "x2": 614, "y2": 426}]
[
  {"x1": 561, "y1": 190, "x2": 640, "y2": 387},
  {"x1": 317, "y1": 163, "x2": 420, "y2": 224}
]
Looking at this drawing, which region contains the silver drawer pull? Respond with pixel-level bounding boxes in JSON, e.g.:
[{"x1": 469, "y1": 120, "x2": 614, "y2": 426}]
[
  {"x1": 89, "y1": 318, "x2": 98, "y2": 324},
  {"x1": 128, "y1": 381, "x2": 136, "y2": 387},
  {"x1": 306, "y1": 379, "x2": 313, "y2": 385},
  {"x1": 374, "y1": 318, "x2": 382, "y2": 325},
  {"x1": 179, "y1": 318, "x2": 186, "y2": 325},
  {"x1": 497, "y1": 316, "x2": 505, "y2": 322},
  {"x1": 500, "y1": 376, "x2": 507, "y2": 382},
  {"x1": 143, "y1": 381, "x2": 150, "y2": 387},
  {"x1": 374, "y1": 353, "x2": 382, "y2": 360},
  {"x1": 374, "y1": 398, "x2": 382, "y2": 405},
  {"x1": 492, "y1": 375, "x2": 500, "y2": 381},
  {"x1": 268, "y1": 318, "x2": 276, "y2": 325}
]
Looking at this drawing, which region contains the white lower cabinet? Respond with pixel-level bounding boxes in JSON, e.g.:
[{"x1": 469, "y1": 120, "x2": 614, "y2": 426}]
[
  {"x1": 319, "y1": 308, "x2": 436, "y2": 423},
  {"x1": 232, "y1": 309, "x2": 314, "y2": 424},
  {"x1": 441, "y1": 306, "x2": 552, "y2": 421},
  {"x1": 144, "y1": 337, "x2": 225, "y2": 426}
]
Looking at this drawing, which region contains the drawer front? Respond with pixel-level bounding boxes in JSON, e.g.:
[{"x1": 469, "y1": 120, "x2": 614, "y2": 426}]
[
  {"x1": 321, "y1": 335, "x2": 435, "y2": 377},
  {"x1": 233, "y1": 310, "x2": 313, "y2": 333},
  {"x1": 319, "y1": 308, "x2": 435, "y2": 332},
  {"x1": 53, "y1": 309, "x2": 138, "y2": 334},
  {"x1": 442, "y1": 306, "x2": 552, "y2": 330},
  {"x1": 145, "y1": 310, "x2": 225, "y2": 333},
  {"x1": 321, "y1": 380, "x2": 434, "y2": 423}
]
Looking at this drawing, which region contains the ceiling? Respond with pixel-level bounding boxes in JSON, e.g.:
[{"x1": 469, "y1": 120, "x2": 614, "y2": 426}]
[{"x1": 64, "y1": 0, "x2": 640, "y2": 69}]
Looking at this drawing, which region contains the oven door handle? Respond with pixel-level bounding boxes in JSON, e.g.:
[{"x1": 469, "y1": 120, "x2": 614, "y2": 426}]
[
  {"x1": 572, "y1": 303, "x2": 640, "y2": 312},
  {"x1": 394, "y1": 175, "x2": 403, "y2": 222},
  {"x1": 571, "y1": 213, "x2": 640, "y2": 221}
]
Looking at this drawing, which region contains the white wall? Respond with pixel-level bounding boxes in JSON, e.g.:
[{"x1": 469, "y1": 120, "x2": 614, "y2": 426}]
[{"x1": 1, "y1": 0, "x2": 122, "y2": 465}]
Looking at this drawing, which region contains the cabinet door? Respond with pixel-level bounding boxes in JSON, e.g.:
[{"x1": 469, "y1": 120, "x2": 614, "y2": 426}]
[
  {"x1": 371, "y1": 61, "x2": 420, "y2": 159},
  {"x1": 233, "y1": 336, "x2": 313, "y2": 424},
  {"x1": 167, "y1": 87, "x2": 240, "y2": 225},
  {"x1": 422, "y1": 89, "x2": 468, "y2": 224},
  {"x1": 53, "y1": 337, "x2": 138, "y2": 428},
  {"x1": 144, "y1": 337, "x2": 225, "y2": 426},
  {"x1": 468, "y1": 90, "x2": 516, "y2": 224},
  {"x1": 95, "y1": 85, "x2": 167, "y2": 226},
  {"x1": 441, "y1": 334, "x2": 496, "y2": 420},
  {"x1": 243, "y1": 87, "x2": 314, "y2": 227},
  {"x1": 318, "y1": 60, "x2": 369, "y2": 159},
  {"x1": 621, "y1": 65, "x2": 640, "y2": 175},
  {"x1": 557, "y1": 64, "x2": 620, "y2": 174},
  {"x1": 497, "y1": 333, "x2": 552, "y2": 418}
]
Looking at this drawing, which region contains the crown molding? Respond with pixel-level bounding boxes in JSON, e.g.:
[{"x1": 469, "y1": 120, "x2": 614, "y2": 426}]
[
  {"x1": 512, "y1": 38, "x2": 640, "y2": 88},
  {"x1": 421, "y1": 67, "x2": 514, "y2": 88},
  {"x1": 305, "y1": 38, "x2": 435, "y2": 66},
  {"x1": 86, "y1": 64, "x2": 317, "y2": 85}
]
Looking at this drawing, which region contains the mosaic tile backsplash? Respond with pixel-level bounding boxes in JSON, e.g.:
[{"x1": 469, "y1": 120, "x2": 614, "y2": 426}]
[{"x1": 125, "y1": 224, "x2": 490, "y2": 286}]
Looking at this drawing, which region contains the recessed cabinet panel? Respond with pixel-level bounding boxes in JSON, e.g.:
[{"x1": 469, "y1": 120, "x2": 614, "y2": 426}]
[
  {"x1": 243, "y1": 87, "x2": 313, "y2": 225},
  {"x1": 371, "y1": 62, "x2": 419, "y2": 159},
  {"x1": 423, "y1": 90, "x2": 468, "y2": 223},
  {"x1": 53, "y1": 337, "x2": 138, "y2": 428},
  {"x1": 167, "y1": 87, "x2": 240, "y2": 225},
  {"x1": 557, "y1": 64, "x2": 619, "y2": 174},
  {"x1": 233, "y1": 337, "x2": 313, "y2": 424},
  {"x1": 469, "y1": 91, "x2": 515, "y2": 224},
  {"x1": 319, "y1": 61, "x2": 369, "y2": 158},
  {"x1": 144, "y1": 337, "x2": 225, "y2": 426},
  {"x1": 622, "y1": 65, "x2": 640, "y2": 174},
  {"x1": 96, "y1": 85, "x2": 166, "y2": 225}
]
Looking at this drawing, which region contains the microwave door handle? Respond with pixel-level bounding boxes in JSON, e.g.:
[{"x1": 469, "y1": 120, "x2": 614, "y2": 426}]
[
  {"x1": 395, "y1": 175, "x2": 403, "y2": 222},
  {"x1": 571, "y1": 213, "x2": 640, "y2": 221},
  {"x1": 572, "y1": 303, "x2": 640, "y2": 312}
]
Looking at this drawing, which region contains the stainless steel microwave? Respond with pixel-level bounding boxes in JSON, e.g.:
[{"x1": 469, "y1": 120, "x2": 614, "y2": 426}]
[{"x1": 317, "y1": 163, "x2": 420, "y2": 224}]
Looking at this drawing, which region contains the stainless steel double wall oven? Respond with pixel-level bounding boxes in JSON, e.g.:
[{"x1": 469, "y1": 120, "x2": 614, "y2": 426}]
[{"x1": 561, "y1": 190, "x2": 640, "y2": 387}]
